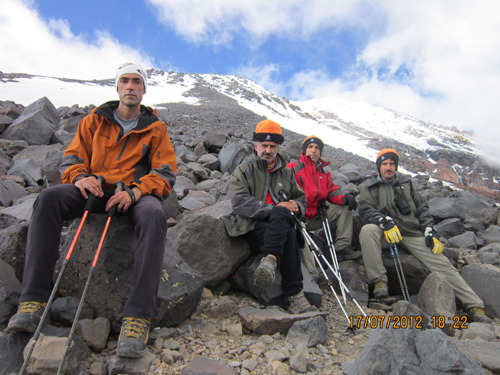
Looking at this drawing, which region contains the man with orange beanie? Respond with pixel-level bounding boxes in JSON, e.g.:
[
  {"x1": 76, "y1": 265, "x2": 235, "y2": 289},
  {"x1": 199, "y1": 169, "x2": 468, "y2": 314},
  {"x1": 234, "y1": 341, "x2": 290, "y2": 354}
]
[
  {"x1": 358, "y1": 148, "x2": 490, "y2": 323},
  {"x1": 287, "y1": 135, "x2": 360, "y2": 276},
  {"x1": 222, "y1": 120, "x2": 317, "y2": 314}
]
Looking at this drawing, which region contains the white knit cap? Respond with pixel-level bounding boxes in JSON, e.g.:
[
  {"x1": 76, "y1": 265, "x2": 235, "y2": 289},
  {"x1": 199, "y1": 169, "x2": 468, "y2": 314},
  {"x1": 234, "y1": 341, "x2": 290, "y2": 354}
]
[{"x1": 115, "y1": 63, "x2": 147, "y2": 92}]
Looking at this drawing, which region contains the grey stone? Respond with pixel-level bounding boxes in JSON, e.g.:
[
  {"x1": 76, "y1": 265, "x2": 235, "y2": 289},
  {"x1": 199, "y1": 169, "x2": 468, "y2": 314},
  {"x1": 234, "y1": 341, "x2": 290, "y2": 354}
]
[
  {"x1": 0, "y1": 259, "x2": 21, "y2": 325},
  {"x1": 0, "y1": 179, "x2": 28, "y2": 206},
  {"x1": 0, "y1": 193, "x2": 37, "y2": 222},
  {"x1": 418, "y1": 272, "x2": 456, "y2": 336},
  {"x1": 445, "y1": 231, "x2": 482, "y2": 250},
  {"x1": 0, "y1": 331, "x2": 30, "y2": 375},
  {"x1": 460, "y1": 264, "x2": 500, "y2": 318},
  {"x1": 477, "y1": 243, "x2": 500, "y2": 265},
  {"x1": 76, "y1": 317, "x2": 110, "y2": 351},
  {"x1": 218, "y1": 142, "x2": 253, "y2": 174},
  {"x1": 0, "y1": 97, "x2": 59, "y2": 145},
  {"x1": 0, "y1": 147, "x2": 13, "y2": 175},
  {"x1": 0, "y1": 216, "x2": 29, "y2": 281},
  {"x1": 50, "y1": 296, "x2": 94, "y2": 326},
  {"x1": 457, "y1": 338, "x2": 500, "y2": 374},
  {"x1": 434, "y1": 217, "x2": 464, "y2": 239},
  {"x1": 429, "y1": 197, "x2": 467, "y2": 220},
  {"x1": 169, "y1": 209, "x2": 250, "y2": 287},
  {"x1": 8, "y1": 158, "x2": 44, "y2": 187},
  {"x1": 108, "y1": 351, "x2": 155, "y2": 375},
  {"x1": 337, "y1": 163, "x2": 362, "y2": 183},
  {"x1": 198, "y1": 153, "x2": 219, "y2": 170},
  {"x1": 180, "y1": 356, "x2": 235, "y2": 375},
  {"x1": 286, "y1": 316, "x2": 327, "y2": 347}
]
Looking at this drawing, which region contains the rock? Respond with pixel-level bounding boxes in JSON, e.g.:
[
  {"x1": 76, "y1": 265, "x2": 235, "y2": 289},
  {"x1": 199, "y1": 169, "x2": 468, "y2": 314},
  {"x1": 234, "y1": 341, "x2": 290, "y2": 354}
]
[
  {"x1": 0, "y1": 97, "x2": 59, "y2": 145},
  {"x1": 0, "y1": 259, "x2": 22, "y2": 325},
  {"x1": 445, "y1": 231, "x2": 482, "y2": 250},
  {"x1": 418, "y1": 272, "x2": 456, "y2": 336},
  {"x1": 0, "y1": 216, "x2": 29, "y2": 281},
  {"x1": 238, "y1": 306, "x2": 328, "y2": 335},
  {"x1": 428, "y1": 197, "x2": 466, "y2": 220},
  {"x1": 456, "y1": 338, "x2": 500, "y2": 374},
  {"x1": 0, "y1": 194, "x2": 37, "y2": 222},
  {"x1": 50, "y1": 296, "x2": 94, "y2": 326},
  {"x1": 0, "y1": 331, "x2": 30, "y2": 375},
  {"x1": 218, "y1": 142, "x2": 253, "y2": 174},
  {"x1": 342, "y1": 328, "x2": 484, "y2": 374},
  {"x1": 460, "y1": 264, "x2": 500, "y2": 318},
  {"x1": 477, "y1": 243, "x2": 500, "y2": 266},
  {"x1": 23, "y1": 333, "x2": 90, "y2": 375},
  {"x1": 180, "y1": 356, "x2": 236, "y2": 375},
  {"x1": 0, "y1": 148, "x2": 13, "y2": 175},
  {"x1": 8, "y1": 157, "x2": 44, "y2": 187},
  {"x1": 168, "y1": 207, "x2": 250, "y2": 288},
  {"x1": 0, "y1": 179, "x2": 29, "y2": 206},
  {"x1": 337, "y1": 163, "x2": 362, "y2": 183},
  {"x1": 108, "y1": 351, "x2": 155, "y2": 375},
  {"x1": 286, "y1": 316, "x2": 328, "y2": 348},
  {"x1": 56, "y1": 214, "x2": 203, "y2": 327},
  {"x1": 198, "y1": 153, "x2": 219, "y2": 170},
  {"x1": 289, "y1": 343, "x2": 309, "y2": 373},
  {"x1": 434, "y1": 217, "x2": 464, "y2": 239},
  {"x1": 76, "y1": 317, "x2": 110, "y2": 351}
]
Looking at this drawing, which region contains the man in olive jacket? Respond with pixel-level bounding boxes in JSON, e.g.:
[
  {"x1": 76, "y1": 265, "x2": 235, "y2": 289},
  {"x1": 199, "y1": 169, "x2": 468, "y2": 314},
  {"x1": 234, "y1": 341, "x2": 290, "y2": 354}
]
[
  {"x1": 222, "y1": 120, "x2": 317, "y2": 314},
  {"x1": 358, "y1": 148, "x2": 490, "y2": 323}
]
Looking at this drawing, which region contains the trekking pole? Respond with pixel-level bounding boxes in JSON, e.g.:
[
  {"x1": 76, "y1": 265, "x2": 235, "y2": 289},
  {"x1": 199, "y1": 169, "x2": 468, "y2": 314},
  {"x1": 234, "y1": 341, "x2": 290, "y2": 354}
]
[
  {"x1": 278, "y1": 191, "x2": 366, "y2": 324},
  {"x1": 19, "y1": 176, "x2": 105, "y2": 375},
  {"x1": 318, "y1": 202, "x2": 346, "y2": 304},
  {"x1": 389, "y1": 244, "x2": 410, "y2": 302},
  {"x1": 57, "y1": 182, "x2": 123, "y2": 375}
]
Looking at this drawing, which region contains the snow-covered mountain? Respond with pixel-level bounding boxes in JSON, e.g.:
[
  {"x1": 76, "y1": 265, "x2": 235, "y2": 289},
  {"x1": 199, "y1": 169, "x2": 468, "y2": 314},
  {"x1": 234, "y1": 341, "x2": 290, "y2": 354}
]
[{"x1": 1, "y1": 70, "x2": 498, "y2": 197}]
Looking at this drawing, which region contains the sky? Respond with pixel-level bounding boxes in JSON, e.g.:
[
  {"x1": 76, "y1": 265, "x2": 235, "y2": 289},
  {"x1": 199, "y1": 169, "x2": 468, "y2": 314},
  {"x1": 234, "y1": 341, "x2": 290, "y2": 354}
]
[{"x1": 1, "y1": 0, "x2": 499, "y2": 158}]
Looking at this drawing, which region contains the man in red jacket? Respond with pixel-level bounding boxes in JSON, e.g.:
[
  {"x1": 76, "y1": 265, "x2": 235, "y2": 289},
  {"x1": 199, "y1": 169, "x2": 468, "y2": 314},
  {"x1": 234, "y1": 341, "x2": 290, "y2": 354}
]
[
  {"x1": 288, "y1": 136, "x2": 360, "y2": 276},
  {"x1": 5, "y1": 63, "x2": 177, "y2": 359}
]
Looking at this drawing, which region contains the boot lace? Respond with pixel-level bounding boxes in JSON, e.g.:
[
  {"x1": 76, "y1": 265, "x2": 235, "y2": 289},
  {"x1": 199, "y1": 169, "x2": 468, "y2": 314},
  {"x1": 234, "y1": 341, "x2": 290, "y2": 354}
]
[
  {"x1": 122, "y1": 317, "x2": 150, "y2": 339},
  {"x1": 19, "y1": 301, "x2": 46, "y2": 313}
]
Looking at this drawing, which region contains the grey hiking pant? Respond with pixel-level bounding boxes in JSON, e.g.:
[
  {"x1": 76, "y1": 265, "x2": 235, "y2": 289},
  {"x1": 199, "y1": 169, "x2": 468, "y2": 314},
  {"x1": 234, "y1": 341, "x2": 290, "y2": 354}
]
[
  {"x1": 359, "y1": 223, "x2": 484, "y2": 309},
  {"x1": 299, "y1": 204, "x2": 353, "y2": 279},
  {"x1": 20, "y1": 183, "x2": 167, "y2": 319}
]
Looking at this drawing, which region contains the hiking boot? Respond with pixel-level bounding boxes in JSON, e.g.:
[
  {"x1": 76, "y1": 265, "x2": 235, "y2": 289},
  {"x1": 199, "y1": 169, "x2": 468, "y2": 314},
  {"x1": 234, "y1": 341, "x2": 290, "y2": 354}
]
[
  {"x1": 254, "y1": 254, "x2": 277, "y2": 289},
  {"x1": 5, "y1": 301, "x2": 47, "y2": 333},
  {"x1": 468, "y1": 307, "x2": 492, "y2": 324},
  {"x1": 286, "y1": 290, "x2": 318, "y2": 314},
  {"x1": 116, "y1": 317, "x2": 151, "y2": 358},
  {"x1": 373, "y1": 281, "x2": 389, "y2": 298},
  {"x1": 336, "y1": 247, "x2": 362, "y2": 261}
]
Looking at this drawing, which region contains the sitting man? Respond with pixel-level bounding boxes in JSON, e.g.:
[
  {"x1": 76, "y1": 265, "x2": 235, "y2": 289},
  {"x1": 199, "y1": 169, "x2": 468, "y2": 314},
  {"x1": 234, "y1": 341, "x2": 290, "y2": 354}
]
[
  {"x1": 287, "y1": 136, "x2": 360, "y2": 278},
  {"x1": 222, "y1": 120, "x2": 317, "y2": 314},
  {"x1": 5, "y1": 63, "x2": 178, "y2": 357},
  {"x1": 358, "y1": 148, "x2": 490, "y2": 323}
]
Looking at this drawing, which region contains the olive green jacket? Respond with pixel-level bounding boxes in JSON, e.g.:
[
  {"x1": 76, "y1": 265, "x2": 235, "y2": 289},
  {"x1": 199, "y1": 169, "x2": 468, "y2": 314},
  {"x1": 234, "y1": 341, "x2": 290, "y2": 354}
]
[
  {"x1": 221, "y1": 153, "x2": 306, "y2": 237},
  {"x1": 358, "y1": 172, "x2": 434, "y2": 237}
]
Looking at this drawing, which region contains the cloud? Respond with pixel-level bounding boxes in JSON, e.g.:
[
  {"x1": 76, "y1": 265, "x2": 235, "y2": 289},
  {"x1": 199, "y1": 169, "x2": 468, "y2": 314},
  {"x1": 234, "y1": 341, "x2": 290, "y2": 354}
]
[
  {"x1": 146, "y1": 0, "x2": 368, "y2": 46},
  {"x1": 0, "y1": 0, "x2": 155, "y2": 79}
]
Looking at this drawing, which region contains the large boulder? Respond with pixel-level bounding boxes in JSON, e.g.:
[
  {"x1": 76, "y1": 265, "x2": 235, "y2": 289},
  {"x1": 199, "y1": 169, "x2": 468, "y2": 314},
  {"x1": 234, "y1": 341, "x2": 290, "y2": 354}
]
[
  {"x1": 168, "y1": 200, "x2": 250, "y2": 288},
  {"x1": 0, "y1": 97, "x2": 59, "y2": 145},
  {"x1": 460, "y1": 264, "x2": 500, "y2": 318},
  {"x1": 58, "y1": 214, "x2": 203, "y2": 327}
]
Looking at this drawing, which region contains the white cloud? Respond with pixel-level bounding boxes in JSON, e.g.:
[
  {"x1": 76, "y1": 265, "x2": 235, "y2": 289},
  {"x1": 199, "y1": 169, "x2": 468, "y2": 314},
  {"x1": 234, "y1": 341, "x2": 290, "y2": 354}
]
[
  {"x1": 0, "y1": 0, "x2": 155, "y2": 79},
  {"x1": 146, "y1": 0, "x2": 367, "y2": 46}
]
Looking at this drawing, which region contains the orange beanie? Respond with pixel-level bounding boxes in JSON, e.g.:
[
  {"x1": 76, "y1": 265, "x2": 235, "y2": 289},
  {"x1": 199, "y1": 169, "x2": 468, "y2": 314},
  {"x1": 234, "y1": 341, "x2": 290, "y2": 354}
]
[
  {"x1": 376, "y1": 148, "x2": 399, "y2": 172},
  {"x1": 253, "y1": 119, "x2": 284, "y2": 144}
]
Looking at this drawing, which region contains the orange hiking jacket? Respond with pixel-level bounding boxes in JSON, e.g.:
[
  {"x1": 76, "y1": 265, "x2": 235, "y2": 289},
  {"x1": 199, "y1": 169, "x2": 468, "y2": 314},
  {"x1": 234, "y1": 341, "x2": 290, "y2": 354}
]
[{"x1": 60, "y1": 101, "x2": 176, "y2": 198}]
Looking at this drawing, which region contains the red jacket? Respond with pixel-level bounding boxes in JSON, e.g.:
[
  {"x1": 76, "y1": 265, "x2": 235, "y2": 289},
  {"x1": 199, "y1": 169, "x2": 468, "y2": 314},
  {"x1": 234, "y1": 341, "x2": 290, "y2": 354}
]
[{"x1": 287, "y1": 154, "x2": 345, "y2": 220}]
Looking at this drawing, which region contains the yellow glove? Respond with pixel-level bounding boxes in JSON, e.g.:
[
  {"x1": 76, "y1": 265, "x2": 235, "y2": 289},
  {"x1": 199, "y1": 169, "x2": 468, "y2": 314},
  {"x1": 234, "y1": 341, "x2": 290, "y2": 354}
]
[
  {"x1": 425, "y1": 227, "x2": 443, "y2": 254},
  {"x1": 379, "y1": 216, "x2": 402, "y2": 244}
]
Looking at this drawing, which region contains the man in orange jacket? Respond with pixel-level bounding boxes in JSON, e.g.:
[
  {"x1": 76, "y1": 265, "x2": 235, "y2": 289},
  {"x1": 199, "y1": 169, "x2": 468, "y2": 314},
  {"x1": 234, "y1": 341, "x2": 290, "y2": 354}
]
[{"x1": 5, "y1": 63, "x2": 177, "y2": 358}]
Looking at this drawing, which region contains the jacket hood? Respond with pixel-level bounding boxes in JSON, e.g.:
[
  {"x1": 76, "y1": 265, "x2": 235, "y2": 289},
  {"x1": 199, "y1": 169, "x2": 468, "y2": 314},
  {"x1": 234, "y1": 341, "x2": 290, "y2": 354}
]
[{"x1": 94, "y1": 100, "x2": 160, "y2": 131}]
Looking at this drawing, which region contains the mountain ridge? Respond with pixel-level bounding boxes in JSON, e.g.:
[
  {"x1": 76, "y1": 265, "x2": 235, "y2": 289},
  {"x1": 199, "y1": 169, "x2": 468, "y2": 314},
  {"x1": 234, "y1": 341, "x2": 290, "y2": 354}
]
[{"x1": 1, "y1": 69, "x2": 498, "y2": 199}]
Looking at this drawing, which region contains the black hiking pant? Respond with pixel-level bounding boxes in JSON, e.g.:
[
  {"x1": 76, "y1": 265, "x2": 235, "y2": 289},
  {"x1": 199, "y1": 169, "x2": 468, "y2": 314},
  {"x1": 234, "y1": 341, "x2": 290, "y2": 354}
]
[
  {"x1": 20, "y1": 183, "x2": 166, "y2": 320},
  {"x1": 244, "y1": 206, "x2": 303, "y2": 296}
]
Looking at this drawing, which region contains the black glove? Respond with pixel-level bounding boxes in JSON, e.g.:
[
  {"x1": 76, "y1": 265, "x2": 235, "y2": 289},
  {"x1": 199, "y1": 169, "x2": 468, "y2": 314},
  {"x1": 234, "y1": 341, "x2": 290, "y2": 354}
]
[
  {"x1": 378, "y1": 216, "x2": 402, "y2": 244},
  {"x1": 424, "y1": 227, "x2": 443, "y2": 254},
  {"x1": 342, "y1": 193, "x2": 358, "y2": 211}
]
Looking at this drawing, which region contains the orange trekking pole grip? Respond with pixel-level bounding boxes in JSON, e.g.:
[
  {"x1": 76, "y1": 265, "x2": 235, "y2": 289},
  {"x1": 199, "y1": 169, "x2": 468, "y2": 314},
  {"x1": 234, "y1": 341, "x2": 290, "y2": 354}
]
[
  {"x1": 57, "y1": 181, "x2": 123, "y2": 375},
  {"x1": 20, "y1": 175, "x2": 105, "y2": 375}
]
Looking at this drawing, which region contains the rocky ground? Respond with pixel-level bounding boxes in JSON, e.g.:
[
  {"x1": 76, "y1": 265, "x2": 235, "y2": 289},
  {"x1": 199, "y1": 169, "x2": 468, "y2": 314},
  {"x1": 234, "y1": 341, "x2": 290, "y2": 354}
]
[{"x1": 77, "y1": 249, "x2": 498, "y2": 375}]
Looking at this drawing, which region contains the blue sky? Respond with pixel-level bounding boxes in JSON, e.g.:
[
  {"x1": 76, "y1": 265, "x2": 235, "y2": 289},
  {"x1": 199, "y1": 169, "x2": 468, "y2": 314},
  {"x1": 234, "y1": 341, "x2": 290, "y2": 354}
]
[{"x1": 1, "y1": 0, "x2": 500, "y2": 155}]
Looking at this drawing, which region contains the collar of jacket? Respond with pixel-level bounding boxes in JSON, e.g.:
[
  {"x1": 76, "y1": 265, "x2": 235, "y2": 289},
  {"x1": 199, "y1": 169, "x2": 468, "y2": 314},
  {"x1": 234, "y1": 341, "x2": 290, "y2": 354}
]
[
  {"x1": 94, "y1": 100, "x2": 159, "y2": 131},
  {"x1": 299, "y1": 153, "x2": 330, "y2": 169}
]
